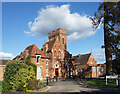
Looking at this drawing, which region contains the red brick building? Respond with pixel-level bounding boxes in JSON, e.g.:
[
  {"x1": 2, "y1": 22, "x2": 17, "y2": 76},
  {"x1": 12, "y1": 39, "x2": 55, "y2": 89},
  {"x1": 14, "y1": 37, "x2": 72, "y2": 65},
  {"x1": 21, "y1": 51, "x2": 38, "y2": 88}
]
[
  {"x1": 73, "y1": 53, "x2": 106, "y2": 78},
  {"x1": 13, "y1": 28, "x2": 73, "y2": 80},
  {"x1": 0, "y1": 60, "x2": 9, "y2": 80},
  {"x1": 12, "y1": 28, "x2": 106, "y2": 80}
]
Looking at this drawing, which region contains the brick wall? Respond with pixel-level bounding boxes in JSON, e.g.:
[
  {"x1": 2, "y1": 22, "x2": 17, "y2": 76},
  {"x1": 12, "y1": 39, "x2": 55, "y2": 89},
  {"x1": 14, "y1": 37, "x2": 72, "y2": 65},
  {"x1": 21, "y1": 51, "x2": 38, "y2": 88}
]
[{"x1": 0, "y1": 65, "x2": 6, "y2": 80}]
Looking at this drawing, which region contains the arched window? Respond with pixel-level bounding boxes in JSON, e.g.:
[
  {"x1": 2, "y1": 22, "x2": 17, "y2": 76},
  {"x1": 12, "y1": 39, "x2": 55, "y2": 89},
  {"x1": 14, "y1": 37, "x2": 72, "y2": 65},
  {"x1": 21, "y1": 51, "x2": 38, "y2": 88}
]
[
  {"x1": 54, "y1": 50, "x2": 56, "y2": 58},
  {"x1": 59, "y1": 50, "x2": 60, "y2": 58},
  {"x1": 37, "y1": 56, "x2": 40, "y2": 63},
  {"x1": 62, "y1": 38, "x2": 64, "y2": 44}
]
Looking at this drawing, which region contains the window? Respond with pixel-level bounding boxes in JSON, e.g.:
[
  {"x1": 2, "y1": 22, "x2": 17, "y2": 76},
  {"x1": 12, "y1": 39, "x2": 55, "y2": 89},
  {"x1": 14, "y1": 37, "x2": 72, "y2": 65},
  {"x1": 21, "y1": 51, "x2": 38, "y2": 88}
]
[
  {"x1": 62, "y1": 38, "x2": 64, "y2": 44},
  {"x1": 90, "y1": 62, "x2": 93, "y2": 64},
  {"x1": 46, "y1": 69, "x2": 49, "y2": 76},
  {"x1": 93, "y1": 68, "x2": 95, "y2": 72},
  {"x1": 97, "y1": 68, "x2": 99, "y2": 72},
  {"x1": 35, "y1": 50, "x2": 37, "y2": 54},
  {"x1": 59, "y1": 50, "x2": 60, "y2": 58},
  {"x1": 71, "y1": 68, "x2": 72, "y2": 75},
  {"x1": 81, "y1": 69, "x2": 83, "y2": 73},
  {"x1": 75, "y1": 69, "x2": 78, "y2": 76},
  {"x1": 54, "y1": 50, "x2": 56, "y2": 58},
  {"x1": 102, "y1": 67, "x2": 104, "y2": 72},
  {"x1": 63, "y1": 54, "x2": 64, "y2": 60},
  {"x1": 46, "y1": 59, "x2": 48, "y2": 65},
  {"x1": 46, "y1": 48, "x2": 48, "y2": 52},
  {"x1": 37, "y1": 56, "x2": 40, "y2": 63}
]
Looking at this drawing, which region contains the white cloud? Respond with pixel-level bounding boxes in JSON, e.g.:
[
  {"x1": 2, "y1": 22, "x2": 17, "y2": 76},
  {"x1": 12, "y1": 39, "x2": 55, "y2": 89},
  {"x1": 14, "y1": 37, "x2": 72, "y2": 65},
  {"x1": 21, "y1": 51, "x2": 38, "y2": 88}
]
[
  {"x1": 92, "y1": 48, "x2": 105, "y2": 64},
  {"x1": 0, "y1": 52, "x2": 14, "y2": 60},
  {"x1": 25, "y1": 4, "x2": 98, "y2": 42}
]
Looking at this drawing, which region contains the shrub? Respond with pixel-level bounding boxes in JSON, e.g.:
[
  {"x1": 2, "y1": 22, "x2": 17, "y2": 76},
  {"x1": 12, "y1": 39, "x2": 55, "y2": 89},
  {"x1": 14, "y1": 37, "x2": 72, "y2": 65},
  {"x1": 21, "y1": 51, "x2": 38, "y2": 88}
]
[
  {"x1": 27, "y1": 79, "x2": 38, "y2": 90},
  {"x1": 2, "y1": 80, "x2": 11, "y2": 92},
  {"x1": 3, "y1": 60, "x2": 36, "y2": 92},
  {"x1": 25, "y1": 55, "x2": 37, "y2": 75},
  {"x1": 11, "y1": 66, "x2": 35, "y2": 90}
]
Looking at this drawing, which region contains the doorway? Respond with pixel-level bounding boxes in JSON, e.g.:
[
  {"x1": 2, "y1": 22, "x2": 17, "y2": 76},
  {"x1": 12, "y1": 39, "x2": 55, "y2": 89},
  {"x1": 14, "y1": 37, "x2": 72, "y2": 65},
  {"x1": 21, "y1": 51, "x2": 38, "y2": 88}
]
[{"x1": 55, "y1": 68, "x2": 59, "y2": 77}]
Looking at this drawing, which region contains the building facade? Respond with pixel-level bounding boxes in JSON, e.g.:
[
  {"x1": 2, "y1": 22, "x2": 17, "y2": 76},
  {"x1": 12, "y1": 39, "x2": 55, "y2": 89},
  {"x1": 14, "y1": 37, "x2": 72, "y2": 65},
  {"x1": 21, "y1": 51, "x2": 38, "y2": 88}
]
[
  {"x1": 12, "y1": 28, "x2": 106, "y2": 81},
  {"x1": 0, "y1": 60, "x2": 9, "y2": 80},
  {"x1": 73, "y1": 53, "x2": 106, "y2": 78}
]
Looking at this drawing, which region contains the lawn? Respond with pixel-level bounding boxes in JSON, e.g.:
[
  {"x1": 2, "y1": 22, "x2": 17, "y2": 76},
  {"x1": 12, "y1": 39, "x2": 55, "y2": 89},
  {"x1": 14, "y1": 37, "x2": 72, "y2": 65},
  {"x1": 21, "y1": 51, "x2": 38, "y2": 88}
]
[
  {"x1": 86, "y1": 78, "x2": 120, "y2": 87},
  {"x1": 0, "y1": 81, "x2": 2, "y2": 92}
]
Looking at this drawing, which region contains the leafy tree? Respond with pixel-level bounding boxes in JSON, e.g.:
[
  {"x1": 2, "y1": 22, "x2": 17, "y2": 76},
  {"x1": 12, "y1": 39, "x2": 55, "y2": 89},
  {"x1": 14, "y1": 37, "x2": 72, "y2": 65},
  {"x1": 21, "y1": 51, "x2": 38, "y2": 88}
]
[
  {"x1": 4, "y1": 60, "x2": 27, "y2": 83},
  {"x1": 25, "y1": 54, "x2": 37, "y2": 75},
  {"x1": 3, "y1": 60, "x2": 36, "y2": 91},
  {"x1": 11, "y1": 66, "x2": 35, "y2": 90},
  {"x1": 91, "y1": 1, "x2": 120, "y2": 75}
]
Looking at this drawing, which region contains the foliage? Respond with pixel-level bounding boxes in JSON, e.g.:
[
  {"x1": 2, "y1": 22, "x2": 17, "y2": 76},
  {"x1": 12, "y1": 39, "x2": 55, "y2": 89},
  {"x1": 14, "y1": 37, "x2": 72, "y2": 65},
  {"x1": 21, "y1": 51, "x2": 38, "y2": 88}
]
[
  {"x1": 25, "y1": 54, "x2": 37, "y2": 75},
  {"x1": 11, "y1": 66, "x2": 35, "y2": 90},
  {"x1": 91, "y1": 2, "x2": 120, "y2": 75},
  {"x1": 3, "y1": 60, "x2": 36, "y2": 92},
  {"x1": 0, "y1": 81, "x2": 2, "y2": 92},
  {"x1": 2, "y1": 80, "x2": 11, "y2": 92},
  {"x1": 112, "y1": 58, "x2": 120, "y2": 74},
  {"x1": 27, "y1": 79, "x2": 38, "y2": 90},
  {"x1": 4, "y1": 60, "x2": 27, "y2": 83}
]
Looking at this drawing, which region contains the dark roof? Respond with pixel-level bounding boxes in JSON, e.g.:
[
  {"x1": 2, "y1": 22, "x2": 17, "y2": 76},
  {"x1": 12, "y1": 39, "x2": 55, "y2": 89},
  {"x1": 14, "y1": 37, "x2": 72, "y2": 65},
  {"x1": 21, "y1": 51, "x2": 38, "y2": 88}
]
[
  {"x1": 0, "y1": 60, "x2": 9, "y2": 65},
  {"x1": 73, "y1": 53, "x2": 91, "y2": 65}
]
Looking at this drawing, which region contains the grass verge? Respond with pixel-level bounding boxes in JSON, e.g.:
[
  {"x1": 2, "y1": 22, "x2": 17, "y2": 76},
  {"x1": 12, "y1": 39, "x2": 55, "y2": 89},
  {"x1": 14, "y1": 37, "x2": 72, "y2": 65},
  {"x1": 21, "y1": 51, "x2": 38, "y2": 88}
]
[{"x1": 86, "y1": 78, "x2": 120, "y2": 87}]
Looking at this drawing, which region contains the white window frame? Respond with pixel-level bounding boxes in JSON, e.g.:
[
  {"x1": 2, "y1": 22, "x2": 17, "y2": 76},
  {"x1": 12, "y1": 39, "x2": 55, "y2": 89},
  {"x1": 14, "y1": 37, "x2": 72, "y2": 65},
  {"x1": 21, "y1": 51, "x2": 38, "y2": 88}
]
[
  {"x1": 36, "y1": 55, "x2": 41, "y2": 64},
  {"x1": 46, "y1": 59, "x2": 49, "y2": 65},
  {"x1": 46, "y1": 69, "x2": 49, "y2": 76}
]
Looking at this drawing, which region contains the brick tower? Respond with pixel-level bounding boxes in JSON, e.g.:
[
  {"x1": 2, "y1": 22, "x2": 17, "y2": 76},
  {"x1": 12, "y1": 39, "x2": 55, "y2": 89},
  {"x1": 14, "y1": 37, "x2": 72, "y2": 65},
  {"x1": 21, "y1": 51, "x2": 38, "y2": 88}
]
[{"x1": 48, "y1": 28, "x2": 67, "y2": 50}]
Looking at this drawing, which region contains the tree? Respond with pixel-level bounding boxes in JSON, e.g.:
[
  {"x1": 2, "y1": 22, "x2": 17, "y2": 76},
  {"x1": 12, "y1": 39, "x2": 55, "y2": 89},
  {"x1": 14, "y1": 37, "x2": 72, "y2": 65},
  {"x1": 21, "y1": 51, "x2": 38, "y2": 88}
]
[
  {"x1": 3, "y1": 60, "x2": 36, "y2": 92},
  {"x1": 25, "y1": 54, "x2": 37, "y2": 75},
  {"x1": 91, "y1": 1, "x2": 120, "y2": 75},
  {"x1": 11, "y1": 66, "x2": 35, "y2": 90}
]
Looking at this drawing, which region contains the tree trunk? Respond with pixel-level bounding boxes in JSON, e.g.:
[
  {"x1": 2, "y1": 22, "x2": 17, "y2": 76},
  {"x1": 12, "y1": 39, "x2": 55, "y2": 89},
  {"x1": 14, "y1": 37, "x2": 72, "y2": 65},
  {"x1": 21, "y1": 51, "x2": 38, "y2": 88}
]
[{"x1": 104, "y1": 2, "x2": 113, "y2": 75}]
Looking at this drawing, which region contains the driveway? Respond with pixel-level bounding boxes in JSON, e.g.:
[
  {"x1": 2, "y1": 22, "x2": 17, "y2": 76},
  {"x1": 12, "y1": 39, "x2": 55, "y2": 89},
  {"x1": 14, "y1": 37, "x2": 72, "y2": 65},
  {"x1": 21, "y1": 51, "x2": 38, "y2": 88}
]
[{"x1": 47, "y1": 80, "x2": 120, "y2": 93}]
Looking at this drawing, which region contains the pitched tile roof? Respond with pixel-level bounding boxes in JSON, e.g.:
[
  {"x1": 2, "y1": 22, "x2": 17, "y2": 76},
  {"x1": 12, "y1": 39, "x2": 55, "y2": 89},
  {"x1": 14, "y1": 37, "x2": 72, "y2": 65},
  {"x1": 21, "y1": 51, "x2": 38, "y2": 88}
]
[
  {"x1": 13, "y1": 44, "x2": 49, "y2": 60},
  {"x1": 46, "y1": 40, "x2": 56, "y2": 52},
  {"x1": 74, "y1": 53, "x2": 91, "y2": 65},
  {"x1": 25, "y1": 44, "x2": 48, "y2": 58}
]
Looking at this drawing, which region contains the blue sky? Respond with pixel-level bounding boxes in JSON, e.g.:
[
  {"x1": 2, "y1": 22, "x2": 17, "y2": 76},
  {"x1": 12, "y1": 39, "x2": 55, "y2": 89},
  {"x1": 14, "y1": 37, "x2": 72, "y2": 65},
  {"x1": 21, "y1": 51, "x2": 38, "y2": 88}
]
[{"x1": 2, "y1": 2, "x2": 105, "y2": 63}]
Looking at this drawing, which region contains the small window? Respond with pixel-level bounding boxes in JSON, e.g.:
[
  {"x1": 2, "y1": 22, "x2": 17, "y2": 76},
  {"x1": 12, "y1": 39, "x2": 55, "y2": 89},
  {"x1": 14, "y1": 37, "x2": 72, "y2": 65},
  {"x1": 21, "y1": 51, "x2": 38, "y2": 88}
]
[
  {"x1": 54, "y1": 50, "x2": 56, "y2": 58},
  {"x1": 59, "y1": 50, "x2": 60, "y2": 58},
  {"x1": 81, "y1": 69, "x2": 83, "y2": 72},
  {"x1": 46, "y1": 69, "x2": 49, "y2": 76},
  {"x1": 90, "y1": 62, "x2": 93, "y2": 64},
  {"x1": 93, "y1": 68, "x2": 95, "y2": 72},
  {"x1": 35, "y1": 50, "x2": 37, "y2": 54},
  {"x1": 102, "y1": 68, "x2": 104, "y2": 72},
  {"x1": 97, "y1": 68, "x2": 99, "y2": 72},
  {"x1": 62, "y1": 38, "x2": 64, "y2": 44},
  {"x1": 37, "y1": 56, "x2": 40, "y2": 63},
  {"x1": 46, "y1": 60, "x2": 48, "y2": 65}
]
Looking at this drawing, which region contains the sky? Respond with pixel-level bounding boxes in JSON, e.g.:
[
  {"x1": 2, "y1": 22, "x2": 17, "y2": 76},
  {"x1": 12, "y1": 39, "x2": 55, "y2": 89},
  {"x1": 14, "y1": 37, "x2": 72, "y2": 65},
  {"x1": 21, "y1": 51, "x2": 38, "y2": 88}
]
[{"x1": 1, "y1": 2, "x2": 105, "y2": 64}]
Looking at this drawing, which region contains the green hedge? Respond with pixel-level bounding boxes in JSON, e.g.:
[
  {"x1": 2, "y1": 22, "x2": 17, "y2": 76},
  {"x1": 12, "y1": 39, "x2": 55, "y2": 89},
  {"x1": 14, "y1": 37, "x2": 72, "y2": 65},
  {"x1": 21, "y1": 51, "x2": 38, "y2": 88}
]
[{"x1": 2, "y1": 60, "x2": 36, "y2": 92}]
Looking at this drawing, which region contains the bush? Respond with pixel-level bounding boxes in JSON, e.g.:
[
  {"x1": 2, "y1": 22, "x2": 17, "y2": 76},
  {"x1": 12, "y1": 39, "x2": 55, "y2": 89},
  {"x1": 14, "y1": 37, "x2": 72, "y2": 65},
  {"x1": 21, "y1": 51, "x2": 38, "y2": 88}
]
[
  {"x1": 25, "y1": 55, "x2": 37, "y2": 75},
  {"x1": 27, "y1": 79, "x2": 38, "y2": 90},
  {"x1": 2, "y1": 80, "x2": 11, "y2": 92},
  {"x1": 3, "y1": 60, "x2": 36, "y2": 92}
]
